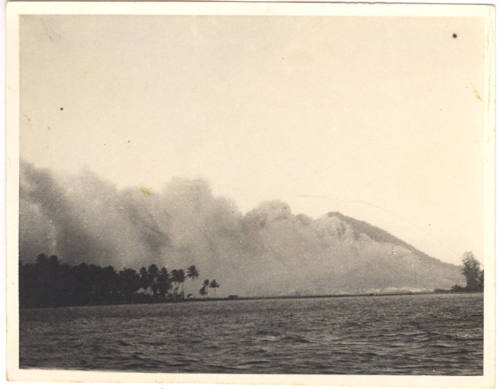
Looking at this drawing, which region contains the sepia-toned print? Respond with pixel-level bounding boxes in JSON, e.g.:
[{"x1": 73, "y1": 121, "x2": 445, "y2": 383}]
[{"x1": 6, "y1": 2, "x2": 495, "y2": 386}]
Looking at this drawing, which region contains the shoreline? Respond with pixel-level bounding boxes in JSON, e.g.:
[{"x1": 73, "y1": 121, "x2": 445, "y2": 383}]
[
  {"x1": 188, "y1": 290, "x2": 483, "y2": 301},
  {"x1": 20, "y1": 290, "x2": 483, "y2": 310}
]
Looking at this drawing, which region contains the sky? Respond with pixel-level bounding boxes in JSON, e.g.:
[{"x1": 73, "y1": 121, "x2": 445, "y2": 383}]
[{"x1": 20, "y1": 15, "x2": 488, "y2": 265}]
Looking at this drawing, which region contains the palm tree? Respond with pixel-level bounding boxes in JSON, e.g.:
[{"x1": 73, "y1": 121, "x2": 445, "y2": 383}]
[
  {"x1": 178, "y1": 269, "x2": 185, "y2": 293},
  {"x1": 157, "y1": 267, "x2": 171, "y2": 298},
  {"x1": 209, "y1": 279, "x2": 220, "y2": 297},
  {"x1": 171, "y1": 269, "x2": 186, "y2": 298},
  {"x1": 200, "y1": 279, "x2": 210, "y2": 297},
  {"x1": 187, "y1": 265, "x2": 199, "y2": 296},
  {"x1": 187, "y1": 265, "x2": 199, "y2": 280}
]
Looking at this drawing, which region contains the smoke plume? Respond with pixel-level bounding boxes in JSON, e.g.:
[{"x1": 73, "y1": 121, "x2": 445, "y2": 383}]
[{"x1": 19, "y1": 161, "x2": 462, "y2": 296}]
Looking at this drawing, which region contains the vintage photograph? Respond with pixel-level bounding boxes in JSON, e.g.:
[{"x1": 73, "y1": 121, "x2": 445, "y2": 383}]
[{"x1": 6, "y1": 1, "x2": 495, "y2": 385}]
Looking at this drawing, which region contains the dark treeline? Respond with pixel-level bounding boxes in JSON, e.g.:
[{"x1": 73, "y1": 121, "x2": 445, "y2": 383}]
[{"x1": 20, "y1": 253, "x2": 221, "y2": 308}]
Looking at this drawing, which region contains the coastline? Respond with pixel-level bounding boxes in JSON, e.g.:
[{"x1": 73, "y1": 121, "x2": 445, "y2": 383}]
[{"x1": 19, "y1": 290, "x2": 483, "y2": 310}]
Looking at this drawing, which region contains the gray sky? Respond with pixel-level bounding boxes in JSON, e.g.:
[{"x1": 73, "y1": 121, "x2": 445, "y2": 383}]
[{"x1": 20, "y1": 15, "x2": 488, "y2": 265}]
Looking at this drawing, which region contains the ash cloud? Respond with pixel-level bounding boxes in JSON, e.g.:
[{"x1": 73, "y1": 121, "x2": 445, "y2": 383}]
[{"x1": 19, "y1": 161, "x2": 462, "y2": 296}]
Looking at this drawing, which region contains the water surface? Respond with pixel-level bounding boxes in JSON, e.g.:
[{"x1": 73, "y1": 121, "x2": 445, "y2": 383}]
[{"x1": 20, "y1": 293, "x2": 483, "y2": 375}]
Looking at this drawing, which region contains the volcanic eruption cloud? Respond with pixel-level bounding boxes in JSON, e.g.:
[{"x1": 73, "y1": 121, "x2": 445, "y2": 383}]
[{"x1": 19, "y1": 161, "x2": 462, "y2": 297}]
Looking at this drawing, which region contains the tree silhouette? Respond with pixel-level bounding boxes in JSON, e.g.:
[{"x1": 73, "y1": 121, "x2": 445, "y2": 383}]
[
  {"x1": 178, "y1": 269, "x2": 186, "y2": 295},
  {"x1": 99, "y1": 265, "x2": 119, "y2": 302},
  {"x1": 19, "y1": 254, "x2": 213, "y2": 307},
  {"x1": 187, "y1": 265, "x2": 199, "y2": 296},
  {"x1": 199, "y1": 279, "x2": 210, "y2": 297},
  {"x1": 209, "y1": 279, "x2": 220, "y2": 297},
  {"x1": 119, "y1": 268, "x2": 141, "y2": 303},
  {"x1": 187, "y1": 265, "x2": 199, "y2": 280},
  {"x1": 461, "y1": 252, "x2": 483, "y2": 291},
  {"x1": 171, "y1": 269, "x2": 186, "y2": 298},
  {"x1": 157, "y1": 267, "x2": 171, "y2": 298}
]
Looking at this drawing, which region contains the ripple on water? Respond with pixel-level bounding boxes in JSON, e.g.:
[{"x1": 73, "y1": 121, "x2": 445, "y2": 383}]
[{"x1": 20, "y1": 293, "x2": 483, "y2": 375}]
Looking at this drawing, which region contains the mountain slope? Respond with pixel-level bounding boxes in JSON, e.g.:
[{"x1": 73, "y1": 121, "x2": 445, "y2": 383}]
[{"x1": 222, "y1": 205, "x2": 463, "y2": 296}]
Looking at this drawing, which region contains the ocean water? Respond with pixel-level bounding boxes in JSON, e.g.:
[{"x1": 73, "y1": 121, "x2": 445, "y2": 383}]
[{"x1": 19, "y1": 293, "x2": 483, "y2": 375}]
